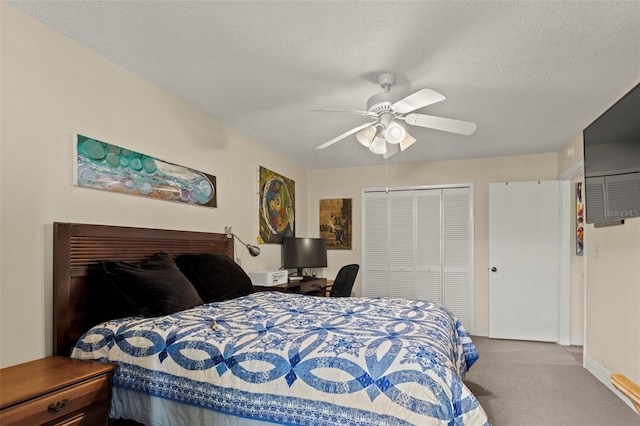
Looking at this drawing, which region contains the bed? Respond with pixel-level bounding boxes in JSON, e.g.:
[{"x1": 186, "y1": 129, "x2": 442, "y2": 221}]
[{"x1": 53, "y1": 222, "x2": 488, "y2": 425}]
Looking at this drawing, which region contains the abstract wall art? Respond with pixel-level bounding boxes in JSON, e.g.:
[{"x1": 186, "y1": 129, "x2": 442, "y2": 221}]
[
  {"x1": 258, "y1": 166, "x2": 295, "y2": 243},
  {"x1": 320, "y1": 198, "x2": 352, "y2": 250},
  {"x1": 576, "y1": 181, "x2": 584, "y2": 256},
  {"x1": 75, "y1": 134, "x2": 216, "y2": 207}
]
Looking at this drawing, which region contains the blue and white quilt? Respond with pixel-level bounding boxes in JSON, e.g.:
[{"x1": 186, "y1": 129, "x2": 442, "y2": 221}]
[{"x1": 72, "y1": 291, "x2": 489, "y2": 425}]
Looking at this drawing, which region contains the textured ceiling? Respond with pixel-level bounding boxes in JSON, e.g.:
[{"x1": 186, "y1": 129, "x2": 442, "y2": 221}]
[{"x1": 9, "y1": 1, "x2": 640, "y2": 169}]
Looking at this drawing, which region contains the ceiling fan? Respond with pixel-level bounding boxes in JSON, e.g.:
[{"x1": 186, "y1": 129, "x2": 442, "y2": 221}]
[{"x1": 315, "y1": 73, "x2": 477, "y2": 159}]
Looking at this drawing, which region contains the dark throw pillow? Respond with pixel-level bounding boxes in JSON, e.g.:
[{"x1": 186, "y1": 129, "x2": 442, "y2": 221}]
[
  {"x1": 175, "y1": 253, "x2": 254, "y2": 303},
  {"x1": 99, "y1": 252, "x2": 203, "y2": 317},
  {"x1": 87, "y1": 273, "x2": 141, "y2": 326}
]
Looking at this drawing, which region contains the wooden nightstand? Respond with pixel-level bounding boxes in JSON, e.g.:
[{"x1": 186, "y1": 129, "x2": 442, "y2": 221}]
[{"x1": 0, "y1": 356, "x2": 116, "y2": 425}]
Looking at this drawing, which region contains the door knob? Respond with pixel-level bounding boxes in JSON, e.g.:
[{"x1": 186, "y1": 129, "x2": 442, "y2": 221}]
[{"x1": 490, "y1": 267, "x2": 497, "y2": 272}]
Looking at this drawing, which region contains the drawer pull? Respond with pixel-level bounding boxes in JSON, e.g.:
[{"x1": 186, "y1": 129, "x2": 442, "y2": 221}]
[{"x1": 47, "y1": 398, "x2": 69, "y2": 413}]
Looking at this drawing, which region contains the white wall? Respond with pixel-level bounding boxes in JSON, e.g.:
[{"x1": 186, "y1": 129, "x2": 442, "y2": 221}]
[{"x1": 0, "y1": 4, "x2": 309, "y2": 367}]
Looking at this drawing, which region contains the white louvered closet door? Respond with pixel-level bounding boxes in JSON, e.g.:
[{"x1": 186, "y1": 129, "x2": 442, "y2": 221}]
[
  {"x1": 415, "y1": 190, "x2": 442, "y2": 304},
  {"x1": 389, "y1": 192, "x2": 415, "y2": 299},
  {"x1": 362, "y1": 187, "x2": 473, "y2": 332},
  {"x1": 362, "y1": 192, "x2": 389, "y2": 297},
  {"x1": 442, "y1": 188, "x2": 472, "y2": 327}
]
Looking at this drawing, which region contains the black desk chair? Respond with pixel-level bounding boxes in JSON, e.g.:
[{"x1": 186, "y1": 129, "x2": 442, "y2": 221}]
[{"x1": 326, "y1": 264, "x2": 359, "y2": 297}]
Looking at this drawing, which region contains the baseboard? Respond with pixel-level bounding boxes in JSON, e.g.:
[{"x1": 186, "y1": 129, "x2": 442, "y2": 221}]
[
  {"x1": 471, "y1": 329, "x2": 581, "y2": 343},
  {"x1": 570, "y1": 334, "x2": 583, "y2": 346},
  {"x1": 584, "y1": 354, "x2": 636, "y2": 412},
  {"x1": 473, "y1": 326, "x2": 488, "y2": 337}
]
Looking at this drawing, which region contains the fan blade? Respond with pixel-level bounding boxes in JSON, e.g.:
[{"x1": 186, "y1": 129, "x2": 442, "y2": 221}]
[
  {"x1": 316, "y1": 122, "x2": 375, "y2": 149},
  {"x1": 403, "y1": 113, "x2": 477, "y2": 135},
  {"x1": 391, "y1": 89, "x2": 446, "y2": 114},
  {"x1": 310, "y1": 108, "x2": 377, "y2": 117}
]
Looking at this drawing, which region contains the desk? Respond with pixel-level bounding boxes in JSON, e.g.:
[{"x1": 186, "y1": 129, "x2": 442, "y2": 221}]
[{"x1": 254, "y1": 278, "x2": 332, "y2": 295}]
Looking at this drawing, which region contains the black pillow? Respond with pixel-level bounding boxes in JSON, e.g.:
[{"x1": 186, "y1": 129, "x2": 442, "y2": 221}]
[
  {"x1": 87, "y1": 273, "x2": 141, "y2": 326},
  {"x1": 99, "y1": 252, "x2": 203, "y2": 317},
  {"x1": 175, "y1": 253, "x2": 254, "y2": 303}
]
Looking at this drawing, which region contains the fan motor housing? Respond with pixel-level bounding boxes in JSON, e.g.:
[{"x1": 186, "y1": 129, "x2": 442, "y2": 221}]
[{"x1": 367, "y1": 92, "x2": 394, "y2": 114}]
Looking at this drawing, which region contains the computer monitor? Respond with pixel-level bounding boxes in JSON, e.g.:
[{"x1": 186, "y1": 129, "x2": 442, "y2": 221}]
[{"x1": 282, "y1": 237, "x2": 327, "y2": 279}]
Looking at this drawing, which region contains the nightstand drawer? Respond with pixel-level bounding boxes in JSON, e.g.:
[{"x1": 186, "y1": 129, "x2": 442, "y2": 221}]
[
  {"x1": 0, "y1": 374, "x2": 110, "y2": 425},
  {"x1": 54, "y1": 402, "x2": 111, "y2": 426}
]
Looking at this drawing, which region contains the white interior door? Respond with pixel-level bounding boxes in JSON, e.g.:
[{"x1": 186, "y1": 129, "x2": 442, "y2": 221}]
[{"x1": 489, "y1": 181, "x2": 564, "y2": 342}]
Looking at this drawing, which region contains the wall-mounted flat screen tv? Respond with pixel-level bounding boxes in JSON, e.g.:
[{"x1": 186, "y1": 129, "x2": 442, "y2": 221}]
[{"x1": 583, "y1": 83, "x2": 640, "y2": 224}]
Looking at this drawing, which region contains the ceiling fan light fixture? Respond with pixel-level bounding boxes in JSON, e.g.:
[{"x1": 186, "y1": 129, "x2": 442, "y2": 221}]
[
  {"x1": 399, "y1": 133, "x2": 417, "y2": 151},
  {"x1": 385, "y1": 122, "x2": 406, "y2": 144},
  {"x1": 314, "y1": 72, "x2": 477, "y2": 159},
  {"x1": 369, "y1": 136, "x2": 387, "y2": 155},
  {"x1": 355, "y1": 125, "x2": 376, "y2": 147},
  {"x1": 383, "y1": 142, "x2": 399, "y2": 159}
]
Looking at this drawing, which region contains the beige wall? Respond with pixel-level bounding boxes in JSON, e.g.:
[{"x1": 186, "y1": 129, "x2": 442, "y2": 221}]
[
  {"x1": 568, "y1": 171, "x2": 585, "y2": 340},
  {"x1": 309, "y1": 154, "x2": 559, "y2": 333},
  {"x1": 0, "y1": 4, "x2": 309, "y2": 367},
  {"x1": 580, "y1": 79, "x2": 640, "y2": 387},
  {"x1": 558, "y1": 133, "x2": 586, "y2": 341},
  {"x1": 586, "y1": 221, "x2": 640, "y2": 382}
]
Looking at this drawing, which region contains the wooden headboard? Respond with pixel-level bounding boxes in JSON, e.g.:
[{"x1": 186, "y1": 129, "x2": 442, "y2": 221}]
[{"x1": 53, "y1": 222, "x2": 234, "y2": 357}]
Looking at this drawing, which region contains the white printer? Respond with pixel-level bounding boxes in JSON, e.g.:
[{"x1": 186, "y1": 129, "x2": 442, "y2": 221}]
[{"x1": 249, "y1": 270, "x2": 289, "y2": 286}]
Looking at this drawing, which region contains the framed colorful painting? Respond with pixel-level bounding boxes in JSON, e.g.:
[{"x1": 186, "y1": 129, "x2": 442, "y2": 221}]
[
  {"x1": 74, "y1": 134, "x2": 216, "y2": 207},
  {"x1": 258, "y1": 166, "x2": 295, "y2": 243},
  {"x1": 576, "y1": 182, "x2": 584, "y2": 256},
  {"x1": 320, "y1": 198, "x2": 352, "y2": 250}
]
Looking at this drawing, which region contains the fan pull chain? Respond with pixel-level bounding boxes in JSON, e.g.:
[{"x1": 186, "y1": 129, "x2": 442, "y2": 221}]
[{"x1": 385, "y1": 159, "x2": 389, "y2": 193}]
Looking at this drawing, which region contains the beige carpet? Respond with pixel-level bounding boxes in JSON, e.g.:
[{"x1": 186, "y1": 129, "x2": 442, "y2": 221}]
[{"x1": 464, "y1": 336, "x2": 640, "y2": 426}]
